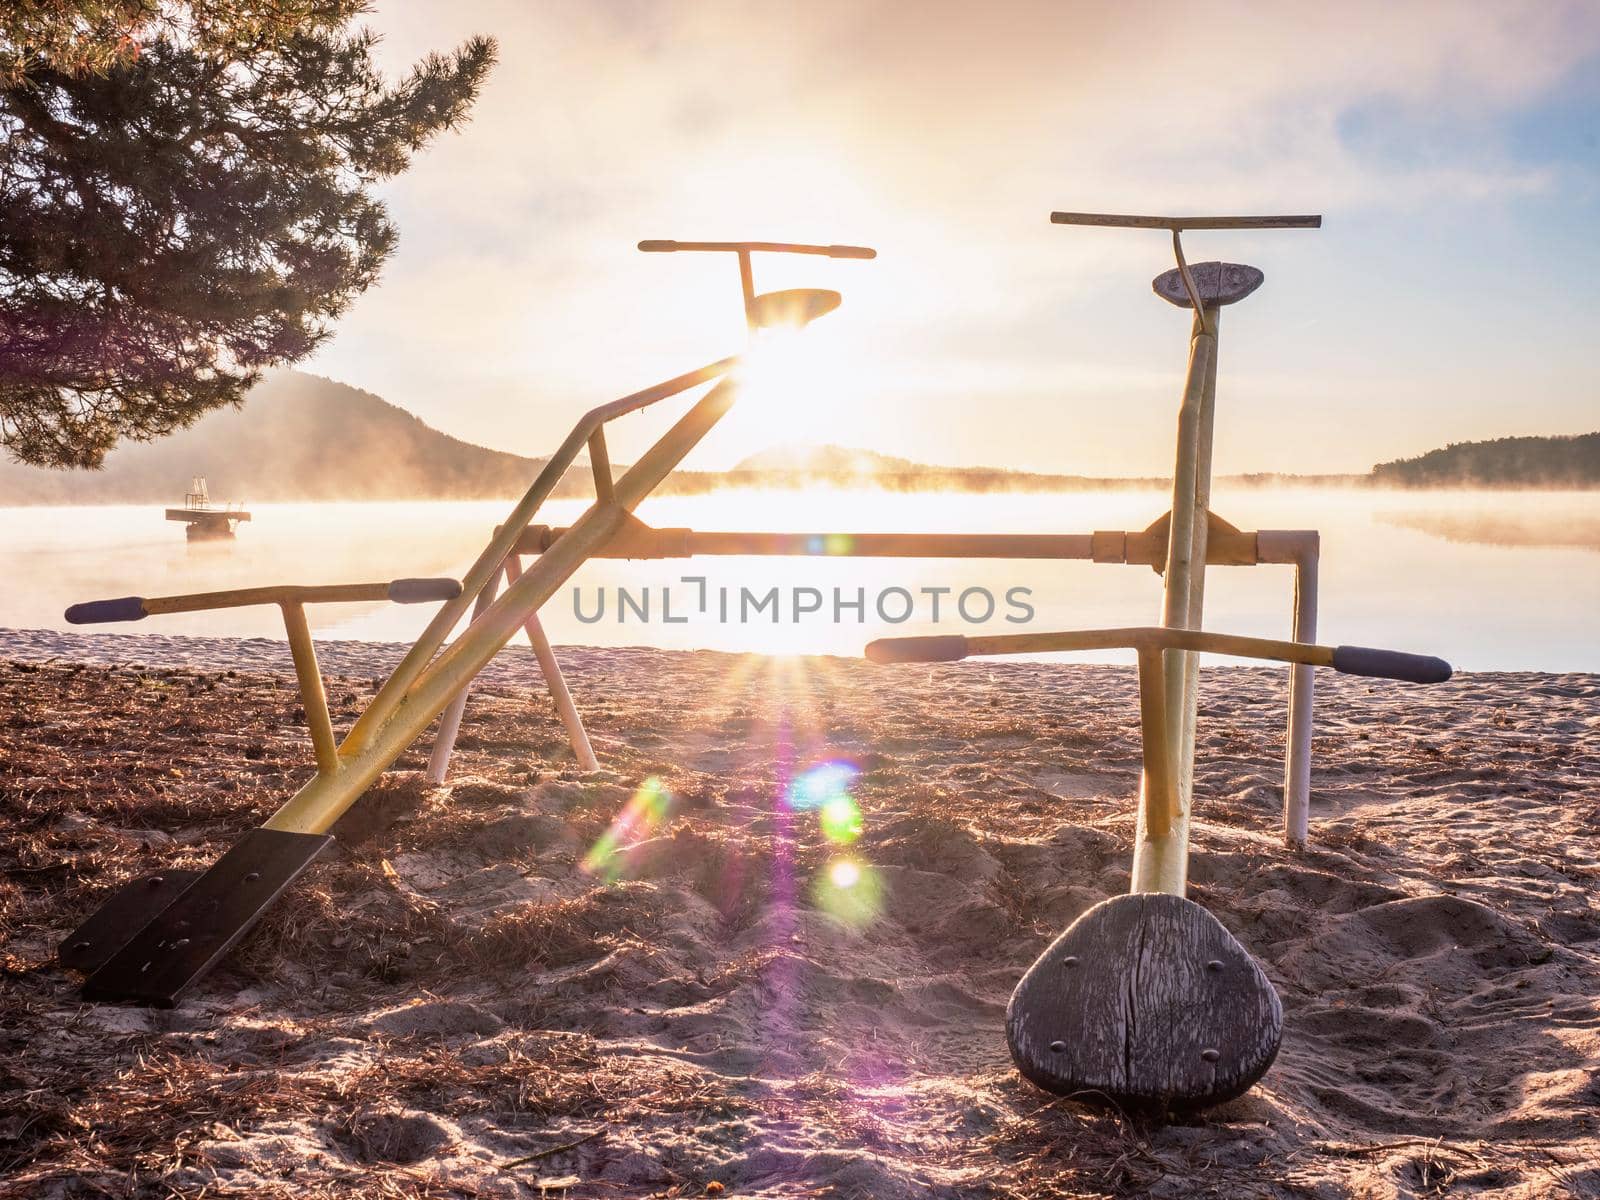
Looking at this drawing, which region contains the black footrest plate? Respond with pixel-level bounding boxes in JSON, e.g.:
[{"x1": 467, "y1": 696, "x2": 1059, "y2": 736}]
[
  {"x1": 60, "y1": 869, "x2": 203, "y2": 974},
  {"x1": 81, "y1": 828, "x2": 333, "y2": 1007}
]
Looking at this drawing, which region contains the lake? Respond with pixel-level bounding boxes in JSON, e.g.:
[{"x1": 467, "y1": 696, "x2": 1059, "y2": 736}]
[{"x1": 2, "y1": 487, "x2": 1595, "y2": 671}]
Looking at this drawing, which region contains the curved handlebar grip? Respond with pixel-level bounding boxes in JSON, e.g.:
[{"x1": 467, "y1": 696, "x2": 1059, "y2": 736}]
[
  {"x1": 1331, "y1": 645, "x2": 1452, "y2": 684},
  {"x1": 827, "y1": 245, "x2": 877, "y2": 259},
  {"x1": 637, "y1": 240, "x2": 677, "y2": 252},
  {"x1": 865, "y1": 635, "x2": 970, "y2": 664},
  {"x1": 387, "y1": 578, "x2": 464, "y2": 604},
  {"x1": 65, "y1": 596, "x2": 148, "y2": 625}
]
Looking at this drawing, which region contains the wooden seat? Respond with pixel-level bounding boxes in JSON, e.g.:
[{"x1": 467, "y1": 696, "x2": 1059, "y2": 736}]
[
  {"x1": 1007, "y1": 892, "x2": 1282, "y2": 1111},
  {"x1": 1153, "y1": 261, "x2": 1263, "y2": 308}
]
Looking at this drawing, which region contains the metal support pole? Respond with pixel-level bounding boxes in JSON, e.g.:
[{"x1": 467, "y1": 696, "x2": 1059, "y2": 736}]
[
  {"x1": 737, "y1": 249, "x2": 756, "y2": 328},
  {"x1": 426, "y1": 566, "x2": 502, "y2": 785},
  {"x1": 503, "y1": 554, "x2": 599, "y2": 771},
  {"x1": 1257, "y1": 530, "x2": 1320, "y2": 845},
  {"x1": 1286, "y1": 539, "x2": 1318, "y2": 845},
  {"x1": 426, "y1": 558, "x2": 601, "y2": 781},
  {"x1": 1135, "y1": 645, "x2": 1176, "y2": 836},
  {"x1": 588, "y1": 428, "x2": 614, "y2": 505},
  {"x1": 1132, "y1": 306, "x2": 1219, "y2": 896},
  {"x1": 280, "y1": 601, "x2": 339, "y2": 777}
]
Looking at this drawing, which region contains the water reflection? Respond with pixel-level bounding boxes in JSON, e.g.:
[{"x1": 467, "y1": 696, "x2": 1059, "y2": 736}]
[
  {"x1": 1, "y1": 487, "x2": 1595, "y2": 671},
  {"x1": 1378, "y1": 508, "x2": 1600, "y2": 552}
]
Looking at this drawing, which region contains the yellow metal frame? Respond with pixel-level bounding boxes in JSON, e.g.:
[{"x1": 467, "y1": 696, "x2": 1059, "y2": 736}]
[
  {"x1": 977, "y1": 627, "x2": 1339, "y2": 842},
  {"x1": 70, "y1": 581, "x2": 462, "y2": 777},
  {"x1": 865, "y1": 625, "x2": 1444, "y2": 862},
  {"x1": 64, "y1": 240, "x2": 877, "y2": 847},
  {"x1": 1046, "y1": 212, "x2": 1323, "y2": 895},
  {"x1": 261, "y1": 365, "x2": 742, "y2": 835},
  {"x1": 61, "y1": 358, "x2": 745, "y2": 834},
  {"x1": 66, "y1": 220, "x2": 1351, "y2": 908},
  {"x1": 72, "y1": 352, "x2": 741, "y2": 833},
  {"x1": 431, "y1": 513, "x2": 1321, "y2": 847}
]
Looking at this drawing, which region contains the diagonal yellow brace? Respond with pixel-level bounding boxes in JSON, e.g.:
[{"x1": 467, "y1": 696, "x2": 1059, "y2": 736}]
[{"x1": 263, "y1": 375, "x2": 740, "y2": 835}]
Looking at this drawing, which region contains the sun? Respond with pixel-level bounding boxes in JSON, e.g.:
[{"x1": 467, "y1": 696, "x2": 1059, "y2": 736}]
[{"x1": 729, "y1": 316, "x2": 875, "y2": 454}]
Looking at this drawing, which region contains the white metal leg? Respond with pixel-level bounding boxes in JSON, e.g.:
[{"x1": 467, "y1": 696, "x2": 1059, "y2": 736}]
[
  {"x1": 1259, "y1": 530, "x2": 1320, "y2": 845},
  {"x1": 503, "y1": 554, "x2": 600, "y2": 771},
  {"x1": 426, "y1": 566, "x2": 502, "y2": 784}
]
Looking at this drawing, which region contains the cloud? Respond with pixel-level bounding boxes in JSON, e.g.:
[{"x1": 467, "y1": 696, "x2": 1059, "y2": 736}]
[{"x1": 305, "y1": 0, "x2": 1600, "y2": 475}]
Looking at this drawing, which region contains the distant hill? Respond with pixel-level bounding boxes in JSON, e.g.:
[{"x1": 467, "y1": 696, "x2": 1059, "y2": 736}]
[
  {"x1": 733, "y1": 444, "x2": 927, "y2": 477},
  {"x1": 0, "y1": 372, "x2": 564, "y2": 505},
  {"x1": 4, "y1": 371, "x2": 1586, "y2": 504},
  {"x1": 1372, "y1": 433, "x2": 1600, "y2": 488},
  {"x1": 724, "y1": 443, "x2": 1172, "y2": 492},
  {"x1": 0, "y1": 376, "x2": 1221, "y2": 504}
]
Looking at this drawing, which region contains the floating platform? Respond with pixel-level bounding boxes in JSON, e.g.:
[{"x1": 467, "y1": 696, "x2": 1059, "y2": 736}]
[{"x1": 166, "y1": 507, "x2": 251, "y2": 540}]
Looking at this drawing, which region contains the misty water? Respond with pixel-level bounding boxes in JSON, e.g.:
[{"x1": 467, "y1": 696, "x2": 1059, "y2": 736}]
[{"x1": 2, "y1": 487, "x2": 1595, "y2": 672}]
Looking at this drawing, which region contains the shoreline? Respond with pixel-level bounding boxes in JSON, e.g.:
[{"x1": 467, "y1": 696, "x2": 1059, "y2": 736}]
[
  {"x1": 2, "y1": 625, "x2": 1585, "y2": 683},
  {"x1": 5, "y1": 478, "x2": 1599, "y2": 509}
]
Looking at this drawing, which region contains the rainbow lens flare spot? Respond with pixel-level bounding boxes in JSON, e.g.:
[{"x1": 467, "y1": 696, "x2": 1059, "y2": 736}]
[
  {"x1": 787, "y1": 761, "x2": 859, "y2": 811},
  {"x1": 819, "y1": 795, "x2": 863, "y2": 844},
  {"x1": 582, "y1": 775, "x2": 673, "y2": 881},
  {"x1": 812, "y1": 857, "x2": 882, "y2": 927}
]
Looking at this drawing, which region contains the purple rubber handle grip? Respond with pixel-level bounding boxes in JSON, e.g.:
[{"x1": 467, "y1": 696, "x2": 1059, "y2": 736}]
[
  {"x1": 1331, "y1": 645, "x2": 1452, "y2": 684},
  {"x1": 65, "y1": 596, "x2": 147, "y2": 624},
  {"x1": 865, "y1": 635, "x2": 970, "y2": 664},
  {"x1": 387, "y1": 578, "x2": 462, "y2": 604}
]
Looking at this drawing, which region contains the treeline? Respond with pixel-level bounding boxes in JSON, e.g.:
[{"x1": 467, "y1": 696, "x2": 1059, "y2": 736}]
[
  {"x1": 6, "y1": 369, "x2": 1594, "y2": 503},
  {"x1": 1371, "y1": 433, "x2": 1600, "y2": 488}
]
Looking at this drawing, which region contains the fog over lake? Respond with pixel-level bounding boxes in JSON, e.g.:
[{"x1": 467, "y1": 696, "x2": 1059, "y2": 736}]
[{"x1": 3, "y1": 487, "x2": 1595, "y2": 672}]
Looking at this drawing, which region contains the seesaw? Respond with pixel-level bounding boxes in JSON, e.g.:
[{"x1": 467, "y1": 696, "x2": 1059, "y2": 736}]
[
  {"x1": 868, "y1": 211, "x2": 1453, "y2": 1111},
  {"x1": 424, "y1": 249, "x2": 1326, "y2": 850},
  {"x1": 53, "y1": 215, "x2": 1450, "y2": 1119},
  {"x1": 57, "y1": 238, "x2": 875, "y2": 1005}
]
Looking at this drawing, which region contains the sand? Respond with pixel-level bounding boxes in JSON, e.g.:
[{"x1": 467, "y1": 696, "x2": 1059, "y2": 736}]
[{"x1": 1, "y1": 628, "x2": 1597, "y2": 1198}]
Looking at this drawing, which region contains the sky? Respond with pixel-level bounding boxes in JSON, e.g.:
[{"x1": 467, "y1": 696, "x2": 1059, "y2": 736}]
[{"x1": 303, "y1": 0, "x2": 1600, "y2": 477}]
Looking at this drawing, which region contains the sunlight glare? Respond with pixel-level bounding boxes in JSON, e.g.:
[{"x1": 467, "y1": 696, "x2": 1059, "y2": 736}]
[
  {"x1": 582, "y1": 775, "x2": 674, "y2": 882},
  {"x1": 786, "y1": 761, "x2": 860, "y2": 812},
  {"x1": 736, "y1": 325, "x2": 811, "y2": 405},
  {"x1": 813, "y1": 856, "x2": 882, "y2": 927}
]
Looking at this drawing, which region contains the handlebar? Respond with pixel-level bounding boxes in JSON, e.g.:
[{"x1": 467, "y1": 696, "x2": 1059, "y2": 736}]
[
  {"x1": 1330, "y1": 644, "x2": 1452, "y2": 684},
  {"x1": 866, "y1": 635, "x2": 969, "y2": 663},
  {"x1": 386, "y1": 578, "x2": 464, "y2": 604},
  {"x1": 638, "y1": 240, "x2": 876, "y2": 259},
  {"x1": 1049, "y1": 213, "x2": 1321, "y2": 231},
  {"x1": 65, "y1": 596, "x2": 148, "y2": 625},
  {"x1": 65, "y1": 578, "x2": 463, "y2": 624},
  {"x1": 865, "y1": 626, "x2": 1451, "y2": 684}
]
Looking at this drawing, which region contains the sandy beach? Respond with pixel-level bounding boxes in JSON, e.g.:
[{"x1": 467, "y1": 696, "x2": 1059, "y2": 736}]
[{"x1": 1, "y1": 628, "x2": 1597, "y2": 1198}]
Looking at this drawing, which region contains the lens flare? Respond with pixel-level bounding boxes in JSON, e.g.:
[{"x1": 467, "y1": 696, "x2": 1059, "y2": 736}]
[
  {"x1": 819, "y1": 795, "x2": 863, "y2": 844},
  {"x1": 782, "y1": 532, "x2": 862, "y2": 556},
  {"x1": 787, "y1": 761, "x2": 859, "y2": 811},
  {"x1": 812, "y1": 857, "x2": 882, "y2": 927},
  {"x1": 582, "y1": 775, "x2": 673, "y2": 882}
]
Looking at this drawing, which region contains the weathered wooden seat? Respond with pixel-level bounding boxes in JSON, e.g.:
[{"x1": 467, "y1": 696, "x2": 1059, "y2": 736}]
[
  {"x1": 1153, "y1": 261, "x2": 1264, "y2": 308},
  {"x1": 1006, "y1": 893, "x2": 1282, "y2": 1112}
]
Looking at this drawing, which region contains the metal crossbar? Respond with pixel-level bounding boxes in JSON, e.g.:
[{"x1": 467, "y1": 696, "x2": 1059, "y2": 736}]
[{"x1": 428, "y1": 516, "x2": 1322, "y2": 843}]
